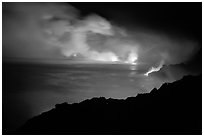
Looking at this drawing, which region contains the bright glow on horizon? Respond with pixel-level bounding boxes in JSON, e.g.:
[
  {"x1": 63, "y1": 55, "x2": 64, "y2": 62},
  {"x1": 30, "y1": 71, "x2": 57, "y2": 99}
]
[
  {"x1": 124, "y1": 51, "x2": 138, "y2": 65},
  {"x1": 70, "y1": 50, "x2": 138, "y2": 65}
]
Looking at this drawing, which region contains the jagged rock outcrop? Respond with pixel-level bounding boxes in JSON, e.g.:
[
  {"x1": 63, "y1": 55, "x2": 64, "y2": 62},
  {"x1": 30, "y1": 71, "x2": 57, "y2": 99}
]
[{"x1": 16, "y1": 75, "x2": 202, "y2": 135}]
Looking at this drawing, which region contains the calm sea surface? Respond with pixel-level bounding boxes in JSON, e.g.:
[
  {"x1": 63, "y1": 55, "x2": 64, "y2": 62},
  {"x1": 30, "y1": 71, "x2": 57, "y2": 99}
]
[{"x1": 3, "y1": 63, "x2": 162, "y2": 132}]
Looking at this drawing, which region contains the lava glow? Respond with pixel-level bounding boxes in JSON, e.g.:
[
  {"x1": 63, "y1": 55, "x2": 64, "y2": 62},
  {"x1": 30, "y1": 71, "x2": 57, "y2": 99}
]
[
  {"x1": 87, "y1": 51, "x2": 119, "y2": 62},
  {"x1": 144, "y1": 60, "x2": 164, "y2": 76},
  {"x1": 124, "y1": 51, "x2": 138, "y2": 65},
  {"x1": 71, "y1": 50, "x2": 138, "y2": 65}
]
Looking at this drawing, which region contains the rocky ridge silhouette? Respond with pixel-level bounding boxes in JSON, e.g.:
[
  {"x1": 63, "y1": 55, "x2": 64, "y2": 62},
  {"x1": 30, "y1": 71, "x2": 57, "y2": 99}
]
[{"x1": 15, "y1": 75, "x2": 202, "y2": 135}]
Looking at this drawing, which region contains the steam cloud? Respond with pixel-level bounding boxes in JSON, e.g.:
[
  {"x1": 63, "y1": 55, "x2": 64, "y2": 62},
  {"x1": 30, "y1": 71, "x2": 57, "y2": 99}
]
[{"x1": 3, "y1": 3, "x2": 200, "y2": 71}]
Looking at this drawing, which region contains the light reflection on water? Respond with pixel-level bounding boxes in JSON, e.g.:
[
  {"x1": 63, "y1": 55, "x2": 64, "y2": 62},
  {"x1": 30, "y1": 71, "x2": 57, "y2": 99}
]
[{"x1": 40, "y1": 64, "x2": 159, "y2": 101}]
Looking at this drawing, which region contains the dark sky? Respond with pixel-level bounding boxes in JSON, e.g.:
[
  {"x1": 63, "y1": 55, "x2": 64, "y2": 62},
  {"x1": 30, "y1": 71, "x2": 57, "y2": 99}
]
[
  {"x1": 69, "y1": 2, "x2": 202, "y2": 69},
  {"x1": 70, "y1": 2, "x2": 202, "y2": 41}
]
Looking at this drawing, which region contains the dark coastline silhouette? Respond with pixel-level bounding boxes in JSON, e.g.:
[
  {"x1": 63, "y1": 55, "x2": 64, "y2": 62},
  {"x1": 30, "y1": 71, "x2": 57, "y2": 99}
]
[{"x1": 14, "y1": 75, "x2": 201, "y2": 135}]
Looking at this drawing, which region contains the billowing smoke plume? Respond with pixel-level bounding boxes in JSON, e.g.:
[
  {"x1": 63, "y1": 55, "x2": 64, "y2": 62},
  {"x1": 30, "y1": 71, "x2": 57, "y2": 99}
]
[
  {"x1": 3, "y1": 3, "x2": 135, "y2": 63},
  {"x1": 3, "y1": 3, "x2": 200, "y2": 72}
]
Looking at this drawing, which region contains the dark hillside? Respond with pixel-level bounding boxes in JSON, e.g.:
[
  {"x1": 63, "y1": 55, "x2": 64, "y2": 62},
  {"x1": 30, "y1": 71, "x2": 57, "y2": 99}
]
[{"x1": 15, "y1": 75, "x2": 202, "y2": 135}]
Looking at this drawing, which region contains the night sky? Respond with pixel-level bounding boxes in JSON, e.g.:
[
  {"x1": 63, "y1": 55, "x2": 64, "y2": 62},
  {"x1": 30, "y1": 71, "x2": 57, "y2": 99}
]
[{"x1": 70, "y1": 2, "x2": 201, "y2": 40}]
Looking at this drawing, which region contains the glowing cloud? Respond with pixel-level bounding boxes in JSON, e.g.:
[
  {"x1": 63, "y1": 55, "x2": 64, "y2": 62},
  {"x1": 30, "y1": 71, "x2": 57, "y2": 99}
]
[
  {"x1": 125, "y1": 50, "x2": 138, "y2": 65},
  {"x1": 85, "y1": 51, "x2": 119, "y2": 62}
]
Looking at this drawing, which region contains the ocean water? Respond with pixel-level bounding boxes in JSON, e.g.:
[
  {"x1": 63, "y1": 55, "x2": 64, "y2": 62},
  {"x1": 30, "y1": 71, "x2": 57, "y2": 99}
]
[{"x1": 3, "y1": 63, "x2": 163, "y2": 132}]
